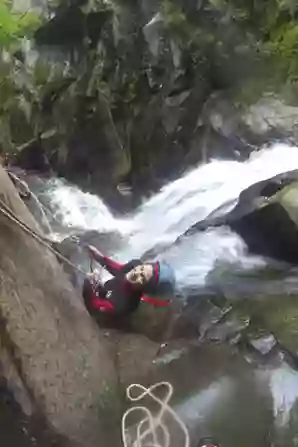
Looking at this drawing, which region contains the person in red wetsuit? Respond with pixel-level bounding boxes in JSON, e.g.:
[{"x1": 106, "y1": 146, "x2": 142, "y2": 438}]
[{"x1": 82, "y1": 245, "x2": 176, "y2": 317}]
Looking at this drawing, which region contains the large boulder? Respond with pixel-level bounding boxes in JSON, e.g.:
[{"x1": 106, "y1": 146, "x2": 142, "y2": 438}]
[
  {"x1": 243, "y1": 97, "x2": 298, "y2": 145},
  {"x1": 227, "y1": 170, "x2": 298, "y2": 263},
  {"x1": 0, "y1": 165, "x2": 121, "y2": 446},
  {"x1": 179, "y1": 170, "x2": 298, "y2": 264}
]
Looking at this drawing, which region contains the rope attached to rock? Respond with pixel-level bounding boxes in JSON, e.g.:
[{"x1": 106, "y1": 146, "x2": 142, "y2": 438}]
[{"x1": 0, "y1": 196, "x2": 88, "y2": 277}]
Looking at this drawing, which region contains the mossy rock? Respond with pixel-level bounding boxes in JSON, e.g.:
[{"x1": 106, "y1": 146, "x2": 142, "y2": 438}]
[{"x1": 250, "y1": 294, "x2": 298, "y2": 357}]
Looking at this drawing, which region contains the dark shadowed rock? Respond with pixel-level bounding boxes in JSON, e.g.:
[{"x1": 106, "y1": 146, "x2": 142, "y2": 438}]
[
  {"x1": 12, "y1": 139, "x2": 52, "y2": 174},
  {"x1": 35, "y1": 5, "x2": 111, "y2": 50},
  {"x1": 227, "y1": 170, "x2": 298, "y2": 263}
]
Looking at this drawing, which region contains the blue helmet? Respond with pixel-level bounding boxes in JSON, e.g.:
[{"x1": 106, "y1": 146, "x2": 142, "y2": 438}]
[
  {"x1": 145, "y1": 261, "x2": 176, "y2": 295},
  {"x1": 158, "y1": 261, "x2": 176, "y2": 289}
]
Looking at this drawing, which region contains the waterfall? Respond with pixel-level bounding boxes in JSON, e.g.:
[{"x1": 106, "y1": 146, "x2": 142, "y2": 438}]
[{"x1": 42, "y1": 143, "x2": 298, "y2": 290}]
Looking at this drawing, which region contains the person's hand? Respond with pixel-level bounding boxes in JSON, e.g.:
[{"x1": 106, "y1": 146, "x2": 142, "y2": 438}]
[{"x1": 86, "y1": 245, "x2": 103, "y2": 259}]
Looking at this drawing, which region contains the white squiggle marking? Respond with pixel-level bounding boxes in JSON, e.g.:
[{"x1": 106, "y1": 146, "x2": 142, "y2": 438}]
[{"x1": 121, "y1": 382, "x2": 190, "y2": 447}]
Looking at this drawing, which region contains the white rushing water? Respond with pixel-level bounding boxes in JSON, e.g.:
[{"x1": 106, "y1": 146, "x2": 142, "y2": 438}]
[{"x1": 46, "y1": 143, "x2": 298, "y2": 290}]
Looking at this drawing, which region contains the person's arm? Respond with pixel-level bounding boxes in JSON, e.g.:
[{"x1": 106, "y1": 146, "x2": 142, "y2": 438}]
[
  {"x1": 87, "y1": 245, "x2": 124, "y2": 276},
  {"x1": 140, "y1": 294, "x2": 170, "y2": 307}
]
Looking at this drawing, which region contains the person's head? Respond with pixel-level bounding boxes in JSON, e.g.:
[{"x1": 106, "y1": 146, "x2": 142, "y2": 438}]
[
  {"x1": 126, "y1": 264, "x2": 154, "y2": 287},
  {"x1": 126, "y1": 261, "x2": 176, "y2": 295}
]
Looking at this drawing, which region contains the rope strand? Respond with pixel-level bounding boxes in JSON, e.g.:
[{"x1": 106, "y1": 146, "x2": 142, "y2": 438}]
[
  {"x1": 122, "y1": 382, "x2": 190, "y2": 447},
  {"x1": 0, "y1": 196, "x2": 88, "y2": 277}
]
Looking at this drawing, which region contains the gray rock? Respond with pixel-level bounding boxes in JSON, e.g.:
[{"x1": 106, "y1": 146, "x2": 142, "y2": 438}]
[
  {"x1": 249, "y1": 334, "x2": 277, "y2": 355},
  {"x1": 143, "y1": 12, "x2": 164, "y2": 58},
  {"x1": 199, "y1": 304, "x2": 230, "y2": 339},
  {"x1": 243, "y1": 97, "x2": 298, "y2": 142},
  {"x1": 203, "y1": 94, "x2": 298, "y2": 148},
  {"x1": 206, "y1": 314, "x2": 250, "y2": 342}
]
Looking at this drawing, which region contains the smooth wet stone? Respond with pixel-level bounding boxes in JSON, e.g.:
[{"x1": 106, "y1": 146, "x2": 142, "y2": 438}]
[{"x1": 249, "y1": 334, "x2": 277, "y2": 355}]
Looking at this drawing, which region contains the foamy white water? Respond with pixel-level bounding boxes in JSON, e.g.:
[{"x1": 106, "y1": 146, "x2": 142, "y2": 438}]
[
  {"x1": 46, "y1": 178, "x2": 133, "y2": 234},
  {"x1": 45, "y1": 143, "x2": 298, "y2": 290}
]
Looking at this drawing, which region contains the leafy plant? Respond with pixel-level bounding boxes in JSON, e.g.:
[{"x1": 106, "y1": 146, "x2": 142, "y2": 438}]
[{"x1": 0, "y1": 1, "x2": 41, "y2": 50}]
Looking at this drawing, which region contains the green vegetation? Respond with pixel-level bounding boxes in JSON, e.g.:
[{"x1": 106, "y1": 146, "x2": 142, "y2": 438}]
[
  {"x1": 157, "y1": 0, "x2": 298, "y2": 91},
  {"x1": 0, "y1": 1, "x2": 42, "y2": 152},
  {"x1": 0, "y1": 1, "x2": 41, "y2": 50}
]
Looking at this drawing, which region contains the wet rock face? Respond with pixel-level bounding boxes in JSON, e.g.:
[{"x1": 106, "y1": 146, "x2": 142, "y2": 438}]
[{"x1": 0, "y1": 165, "x2": 121, "y2": 447}]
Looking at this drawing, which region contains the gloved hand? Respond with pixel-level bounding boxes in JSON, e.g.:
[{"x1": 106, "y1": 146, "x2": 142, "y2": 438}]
[{"x1": 86, "y1": 245, "x2": 103, "y2": 260}]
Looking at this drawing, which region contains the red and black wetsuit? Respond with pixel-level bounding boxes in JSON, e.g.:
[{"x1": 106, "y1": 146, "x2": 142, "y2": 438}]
[{"x1": 82, "y1": 254, "x2": 169, "y2": 316}]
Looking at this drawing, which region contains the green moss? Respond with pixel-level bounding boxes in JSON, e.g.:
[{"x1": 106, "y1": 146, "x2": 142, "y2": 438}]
[
  {"x1": 0, "y1": 1, "x2": 41, "y2": 50},
  {"x1": 250, "y1": 294, "x2": 298, "y2": 355}
]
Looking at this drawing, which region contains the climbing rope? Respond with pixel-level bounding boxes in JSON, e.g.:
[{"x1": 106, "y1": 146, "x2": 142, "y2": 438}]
[
  {"x1": 122, "y1": 382, "x2": 190, "y2": 447},
  {"x1": 0, "y1": 196, "x2": 88, "y2": 277}
]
